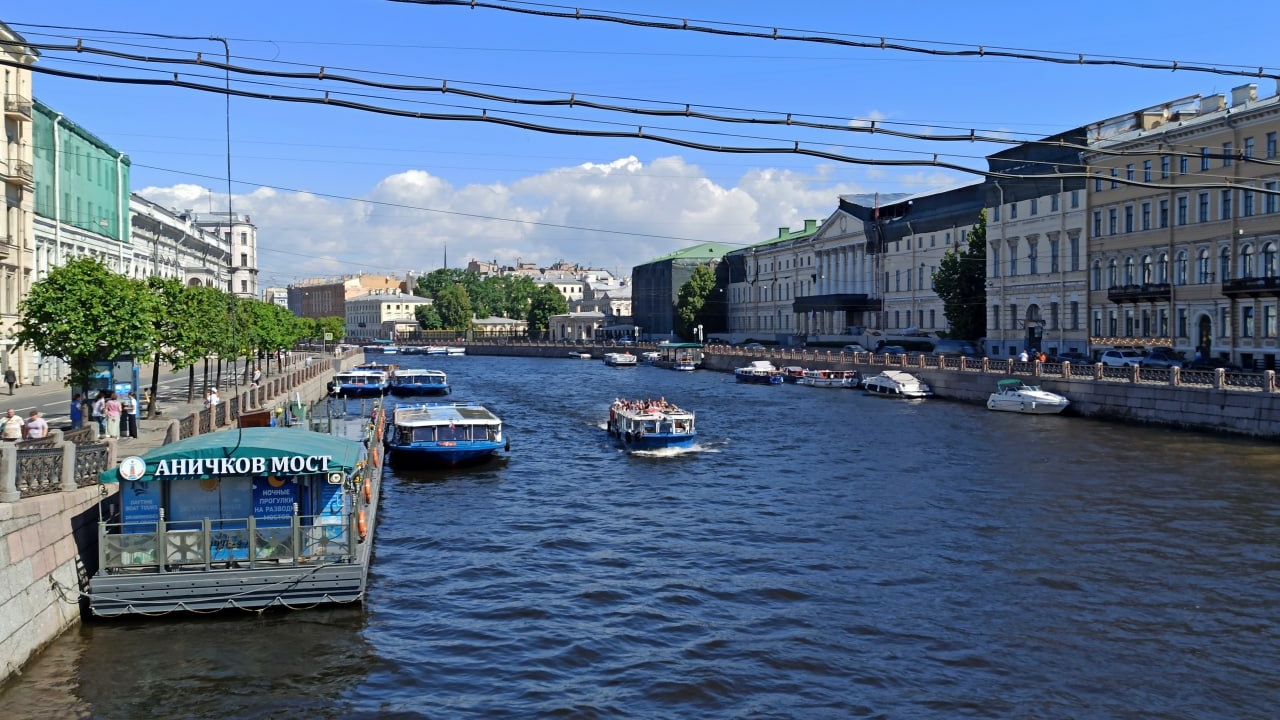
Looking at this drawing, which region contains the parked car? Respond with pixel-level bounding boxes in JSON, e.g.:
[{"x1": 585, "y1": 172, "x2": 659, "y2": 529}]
[
  {"x1": 842, "y1": 343, "x2": 868, "y2": 353},
  {"x1": 878, "y1": 345, "x2": 907, "y2": 356},
  {"x1": 1099, "y1": 349, "x2": 1144, "y2": 367},
  {"x1": 1185, "y1": 357, "x2": 1246, "y2": 372},
  {"x1": 1141, "y1": 349, "x2": 1185, "y2": 369},
  {"x1": 741, "y1": 342, "x2": 766, "y2": 350},
  {"x1": 928, "y1": 339, "x2": 982, "y2": 357},
  {"x1": 1053, "y1": 350, "x2": 1092, "y2": 363}
]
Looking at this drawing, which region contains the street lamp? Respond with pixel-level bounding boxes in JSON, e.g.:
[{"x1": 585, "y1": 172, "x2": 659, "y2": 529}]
[{"x1": 696, "y1": 324, "x2": 703, "y2": 344}]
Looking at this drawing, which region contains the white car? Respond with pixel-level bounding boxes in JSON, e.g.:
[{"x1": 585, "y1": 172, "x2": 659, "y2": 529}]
[{"x1": 1099, "y1": 349, "x2": 1143, "y2": 367}]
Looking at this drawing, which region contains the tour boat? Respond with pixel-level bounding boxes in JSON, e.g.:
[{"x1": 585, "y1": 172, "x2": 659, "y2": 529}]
[
  {"x1": 779, "y1": 365, "x2": 808, "y2": 383},
  {"x1": 798, "y1": 368, "x2": 861, "y2": 388},
  {"x1": 734, "y1": 360, "x2": 783, "y2": 385},
  {"x1": 862, "y1": 370, "x2": 933, "y2": 398},
  {"x1": 329, "y1": 368, "x2": 391, "y2": 397},
  {"x1": 383, "y1": 401, "x2": 509, "y2": 468},
  {"x1": 88, "y1": 405, "x2": 386, "y2": 617},
  {"x1": 389, "y1": 368, "x2": 450, "y2": 397},
  {"x1": 986, "y1": 379, "x2": 1070, "y2": 414},
  {"x1": 656, "y1": 342, "x2": 703, "y2": 372},
  {"x1": 606, "y1": 398, "x2": 697, "y2": 451}
]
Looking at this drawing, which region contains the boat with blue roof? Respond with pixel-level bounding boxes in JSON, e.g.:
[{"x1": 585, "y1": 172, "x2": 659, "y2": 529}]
[
  {"x1": 606, "y1": 398, "x2": 697, "y2": 451},
  {"x1": 329, "y1": 367, "x2": 391, "y2": 397},
  {"x1": 384, "y1": 401, "x2": 509, "y2": 467},
  {"x1": 389, "y1": 368, "x2": 451, "y2": 396}
]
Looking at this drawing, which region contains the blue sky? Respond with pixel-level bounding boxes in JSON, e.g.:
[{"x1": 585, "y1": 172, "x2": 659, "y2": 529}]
[{"x1": 9, "y1": 1, "x2": 1280, "y2": 287}]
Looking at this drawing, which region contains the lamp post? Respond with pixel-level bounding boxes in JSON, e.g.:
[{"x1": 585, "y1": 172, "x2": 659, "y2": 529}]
[{"x1": 696, "y1": 324, "x2": 703, "y2": 344}]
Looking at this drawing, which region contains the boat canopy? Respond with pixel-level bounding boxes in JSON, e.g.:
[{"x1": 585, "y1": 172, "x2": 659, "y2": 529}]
[
  {"x1": 996, "y1": 379, "x2": 1025, "y2": 390},
  {"x1": 98, "y1": 427, "x2": 366, "y2": 484}
]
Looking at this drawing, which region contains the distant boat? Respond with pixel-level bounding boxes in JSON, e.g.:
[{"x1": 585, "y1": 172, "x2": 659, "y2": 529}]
[
  {"x1": 734, "y1": 360, "x2": 783, "y2": 385},
  {"x1": 606, "y1": 398, "x2": 697, "y2": 451},
  {"x1": 986, "y1": 379, "x2": 1069, "y2": 414},
  {"x1": 798, "y1": 369, "x2": 861, "y2": 388},
  {"x1": 446, "y1": 347, "x2": 466, "y2": 356},
  {"x1": 330, "y1": 368, "x2": 391, "y2": 397},
  {"x1": 604, "y1": 352, "x2": 638, "y2": 367},
  {"x1": 569, "y1": 350, "x2": 593, "y2": 359},
  {"x1": 384, "y1": 401, "x2": 508, "y2": 468},
  {"x1": 389, "y1": 368, "x2": 450, "y2": 397},
  {"x1": 779, "y1": 365, "x2": 807, "y2": 384}
]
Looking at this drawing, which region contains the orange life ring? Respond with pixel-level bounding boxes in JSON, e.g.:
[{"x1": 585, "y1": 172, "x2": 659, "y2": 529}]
[
  {"x1": 363, "y1": 479, "x2": 372, "y2": 504},
  {"x1": 370, "y1": 447, "x2": 380, "y2": 467},
  {"x1": 357, "y1": 509, "x2": 368, "y2": 539}
]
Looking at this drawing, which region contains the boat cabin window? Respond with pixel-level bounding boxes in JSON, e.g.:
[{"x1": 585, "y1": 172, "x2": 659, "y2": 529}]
[{"x1": 438, "y1": 424, "x2": 471, "y2": 442}]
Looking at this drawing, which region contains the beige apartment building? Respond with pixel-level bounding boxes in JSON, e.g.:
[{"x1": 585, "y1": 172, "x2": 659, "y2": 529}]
[
  {"x1": 288, "y1": 273, "x2": 408, "y2": 319},
  {"x1": 724, "y1": 220, "x2": 821, "y2": 343},
  {"x1": 0, "y1": 23, "x2": 35, "y2": 382},
  {"x1": 1084, "y1": 84, "x2": 1280, "y2": 370}
]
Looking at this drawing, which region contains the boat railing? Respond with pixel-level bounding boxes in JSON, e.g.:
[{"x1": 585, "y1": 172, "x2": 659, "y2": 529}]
[{"x1": 98, "y1": 510, "x2": 358, "y2": 574}]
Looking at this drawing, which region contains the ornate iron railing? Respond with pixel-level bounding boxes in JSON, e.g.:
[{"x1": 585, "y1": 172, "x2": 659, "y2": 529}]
[{"x1": 16, "y1": 447, "x2": 64, "y2": 498}]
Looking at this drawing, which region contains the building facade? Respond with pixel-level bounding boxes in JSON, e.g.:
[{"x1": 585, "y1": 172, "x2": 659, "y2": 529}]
[
  {"x1": 188, "y1": 211, "x2": 258, "y2": 298},
  {"x1": 288, "y1": 274, "x2": 408, "y2": 319},
  {"x1": 632, "y1": 242, "x2": 735, "y2": 341},
  {"x1": 1084, "y1": 85, "x2": 1280, "y2": 370},
  {"x1": 128, "y1": 195, "x2": 230, "y2": 290},
  {"x1": 344, "y1": 290, "x2": 431, "y2": 343},
  {"x1": 724, "y1": 221, "x2": 821, "y2": 343},
  {"x1": 1, "y1": 25, "x2": 36, "y2": 382}
]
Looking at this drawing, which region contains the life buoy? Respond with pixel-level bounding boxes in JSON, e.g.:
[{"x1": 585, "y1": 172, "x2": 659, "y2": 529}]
[
  {"x1": 363, "y1": 479, "x2": 372, "y2": 504},
  {"x1": 370, "y1": 447, "x2": 380, "y2": 467},
  {"x1": 357, "y1": 509, "x2": 368, "y2": 539}
]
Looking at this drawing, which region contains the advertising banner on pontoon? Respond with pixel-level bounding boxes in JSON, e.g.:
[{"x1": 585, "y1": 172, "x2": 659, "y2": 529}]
[
  {"x1": 120, "y1": 479, "x2": 161, "y2": 533},
  {"x1": 252, "y1": 476, "x2": 298, "y2": 528}
]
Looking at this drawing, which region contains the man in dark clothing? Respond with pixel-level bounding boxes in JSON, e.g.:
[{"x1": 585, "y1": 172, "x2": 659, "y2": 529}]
[{"x1": 3, "y1": 368, "x2": 14, "y2": 395}]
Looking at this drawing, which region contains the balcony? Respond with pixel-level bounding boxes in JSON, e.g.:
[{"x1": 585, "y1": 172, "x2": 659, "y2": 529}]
[
  {"x1": 2, "y1": 158, "x2": 33, "y2": 187},
  {"x1": 1222, "y1": 275, "x2": 1280, "y2": 298},
  {"x1": 3, "y1": 95, "x2": 32, "y2": 121},
  {"x1": 1107, "y1": 283, "x2": 1171, "y2": 303}
]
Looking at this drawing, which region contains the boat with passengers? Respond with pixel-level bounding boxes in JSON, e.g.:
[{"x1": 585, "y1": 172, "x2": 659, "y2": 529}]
[
  {"x1": 87, "y1": 402, "x2": 386, "y2": 617},
  {"x1": 383, "y1": 401, "x2": 509, "y2": 467},
  {"x1": 606, "y1": 398, "x2": 697, "y2": 451},
  {"x1": 389, "y1": 368, "x2": 450, "y2": 397},
  {"x1": 798, "y1": 368, "x2": 861, "y2": 388}
]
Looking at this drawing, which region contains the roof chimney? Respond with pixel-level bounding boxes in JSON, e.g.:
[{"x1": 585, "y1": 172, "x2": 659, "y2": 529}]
[
  {"x1": 778, "y1": 227, "x2": 790, "y2": 238},
  {"x1": 1231, "y1": 83, "x2": 1258, "y2": 108},
  {"x1": 804, "y1": 219, "x2": 818, "y2": 232},
  {"x1": 1200, "y1": 94, "x2": 1226, "y2": 114}
]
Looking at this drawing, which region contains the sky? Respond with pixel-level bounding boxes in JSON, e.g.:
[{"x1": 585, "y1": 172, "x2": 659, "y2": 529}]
[{"x1": 8, "y1": 1, "x2": 1280, "y2": 289}]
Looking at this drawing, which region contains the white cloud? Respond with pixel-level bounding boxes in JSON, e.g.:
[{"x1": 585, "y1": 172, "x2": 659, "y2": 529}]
[{"x1": 138, "y1": 155, "x2": 870, "y2": 284}]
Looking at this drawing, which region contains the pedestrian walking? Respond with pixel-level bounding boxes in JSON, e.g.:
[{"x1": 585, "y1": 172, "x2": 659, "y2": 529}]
[
  {"x1": 3, "y1": 368, "x2": 15, "y2": 395},
  {"x1": 1, "y1": 409, "x2": 23, "y2": 441},
  {"x1": 24, "y1": 411, "x2": 48, "y2": 440},
  {"x1": 92, "y1": 393, "x2": 107, "y2": 435},
  {"x1": 121, "y1": 391, "x2": 139, "y2": 439},
  {"x1": 104, "y1": 393, "x2": 123, "y2": 439},
  {"x1": 69, "y1": 393, "x2": 84, "y2": 429}
]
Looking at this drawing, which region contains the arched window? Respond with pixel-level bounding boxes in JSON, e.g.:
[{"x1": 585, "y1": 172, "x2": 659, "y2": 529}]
[
  {"x1": 1264, "y1": 242, "x2": 1277, "y2": 277},
  {"x1": 1197, "y1": 249, "x2": 1211, "y2": 284},
  {"x1": 1091, "y1": 260, "x2": 1102, "y2": 289},
  {"x1": 1157, "y1": 252, "x2": 1169, "y2": 284},
  {"x1": 1240, "y1": 244, "x2": 1255, "y2": 278},
  {"x1": 1124, "y1": 256, "x2": 1136, "y2": 284},
  {"x1": 1107, "y1": 258, "x2": 1118, "y2": 288},
  {"x1": 1176, "y1": 251, "x2": 1188, "y2": 285},
  {"x1": 1219, "y1": 246, "x2": 1232, "y2": 283},
  {"x1": 1141, "y1": 255, "x2": 1153, "y2": 284}
]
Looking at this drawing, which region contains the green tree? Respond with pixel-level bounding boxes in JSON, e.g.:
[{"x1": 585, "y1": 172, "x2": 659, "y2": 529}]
[
  {"x1": 14, "y1": 258, "x2": 157, "y2": 390},
  {"x1": 675, "y1": 264, "x2": 716, "y2": 341},
  {"x1": 415, "y1": 303, "x2": 443, "y2": 330},
  {"x1": 415, "y1": 268, "x2": 470, "y2": 299},
  {"x1": 435, "y1": 283, "x2": 474, "y2": 331},
  {"x1": 494, "y1": 274, "x2": 538, "y2": 321},
  {"x1": 526, "y1": 284, "x2": 568, "y2": 338},
  {"x1": 144, "y1": 278, "x2": 208, "y2": 416},
  {"x1": 932, "y1": 208, "x2": 988, "y2": 340},
  {"x1": 314, "y1": 316, "x2": 346, "y2": 342}
]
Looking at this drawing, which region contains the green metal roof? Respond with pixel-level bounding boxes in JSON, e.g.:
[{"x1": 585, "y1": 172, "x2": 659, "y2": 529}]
[
  {"x1": 642, "y1": 242, "x2": 737, "y2": 265},
  {"x1": 99, "y1": 427, "x2": 366, "y2": 483}
]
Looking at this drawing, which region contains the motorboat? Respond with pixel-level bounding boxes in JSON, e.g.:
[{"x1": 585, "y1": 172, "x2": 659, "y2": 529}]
[
  {"x1": 445, "y1": 347, "x2": 466, "y2": 356},
  {"x1": 603, "y1": 351, "x2": 638, "y2": 367},
  {"x1": 779, "y1": 366, "x2": 808, "y2": 384},
  {"x1": 986, "y1": 379, "x2": 1070, "y2": 414},
  {"x1": 734, "y1": 360, "x2": 783, "y2": 385},
  {"x1": 384, "y1": 401, "x2": 508, "y2": 467},
  {"x1": 569, "y1": 350, "x2": 593, "y2": 359},
  {"x1": 656, "y1": 342, "x2": 703, "y2": 372},
  {"x1": 862, "y1": 370, "x2": 933, "y2": 398},
  {"x1": 798, "y1": 369, "x2": 861, "y2": 388},
  {"x1": 389, "y1": 368, "x2": 450, "y2": 396},
  {"x1": 329, "y1": 368, "x2": 391, "y2": 397},
  {"x1": 641, "y1": 351, "x2": 661, "y2": 364},
  {"x1": 606, "y1": 398, "x2": 696, "y2": 451}
]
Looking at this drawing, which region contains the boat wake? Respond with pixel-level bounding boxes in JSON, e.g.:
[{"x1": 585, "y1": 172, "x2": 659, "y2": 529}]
[{"x1": 627, "y1": 442, "x2": 720, "y2": 458}]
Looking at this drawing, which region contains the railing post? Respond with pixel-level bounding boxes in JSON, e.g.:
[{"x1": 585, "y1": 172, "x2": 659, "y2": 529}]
[
  {"x1": 1093, "y1": 362, "x2": 1104, "y2": 381},
  {"x1": 1130, "y1": 365, "x2": 1140, "y2": 383},
  {"x1": 1215, "y1": 367, "x2": 1226, "y2": 390},
  {"x1": 203, "y1": 517, "x2": 213, "y2": 571},
  {"x1": 1170, "y1": 367, "x2": 1181, "y2": 387},
  {"x1": 157, "y1": 508, "x2": 168, "y2": 573},
  {"x1": 59, "y1": 436, "x2": 77, "y2": 492},
  {"x1": 0, "y1": 443, "x2": 17, "y2": 502},
  {"x1": 1266, "y1": 370, "x2": 1277, "y2": 393}
]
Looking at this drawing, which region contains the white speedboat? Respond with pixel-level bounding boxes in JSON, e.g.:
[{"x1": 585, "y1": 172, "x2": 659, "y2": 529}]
[
  {"x1": 986, "y1": 379, "x2": 1069, "y2": 414},
  {"x1": 862, "y1": 370, "x2": 933, "y2": 398},
  {"x1": 603, "y1": 352, "x2": 638, "y2": 367},
  {"x1": 798, "y1": 369, "x2": 861, "y2": 388}
]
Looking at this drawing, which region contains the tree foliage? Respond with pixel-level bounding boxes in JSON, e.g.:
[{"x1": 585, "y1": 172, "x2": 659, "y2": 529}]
[
  {"x1": 14, "y1": 258, "x2": 158, "y2": 389},
  {"x1": 312, "y1": 316, "x2": 346, "y2": 341},
  {"x1": 932, "y1": 208, "x2": 988, "y2": 341},
  {"x1": 434, "y1": 283, "x2": 473, "y2": 331},
  {"x1": 675, "y1": 264, "x2": 716, "y2": 341},
  {"x1": 526, "y1": 284, "x2": 568, "y2": 337}
]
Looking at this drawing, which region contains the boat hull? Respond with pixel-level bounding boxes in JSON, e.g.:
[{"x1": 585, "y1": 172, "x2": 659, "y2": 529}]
[
  {"x1": 389, "y1": 385, "x2": 450, "y2": 397},
  {"x1": 611, "y1": 430, "x2": 696, "y2": 451},
  {"x1": 333, "y1": 386, "x2": 388, "y2": 398},
  {"x1": 735, "y1": 372, "x2": 782, "y2": 385},
  {"x1": 386, "y1": 441, "x2": 504, "y2": 467},
  {"x1": 986, "y1": 396, "x2": 1069, "y2": 414}
]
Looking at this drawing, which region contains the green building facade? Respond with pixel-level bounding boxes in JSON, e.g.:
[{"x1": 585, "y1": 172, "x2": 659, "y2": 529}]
[
  {"x1": 32, "y1": 99, "x2": 130, "y2": 243},
  {"x1": 631, "y1": 242, "x2": 735, "y2": 340}
]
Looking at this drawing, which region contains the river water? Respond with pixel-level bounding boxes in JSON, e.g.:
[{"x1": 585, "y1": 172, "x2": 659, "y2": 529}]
[{"x1": 2, "y1": 354, "x2": 1278, "y2": 719}]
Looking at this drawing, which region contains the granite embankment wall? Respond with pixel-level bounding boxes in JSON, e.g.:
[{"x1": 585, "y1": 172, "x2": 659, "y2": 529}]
[
  {"x1": 0, "y1": 354, "x2": 357, "y2": 686},
  {"x1": 460, "y1": 341, "x2": 1280, "y2": 439}
]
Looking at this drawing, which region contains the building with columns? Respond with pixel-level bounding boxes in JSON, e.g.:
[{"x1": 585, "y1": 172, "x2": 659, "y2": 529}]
[
  {"x1": 724, "y1": 221, "x2": 822, "y2": 343},
  {"x1": 1, "y1": 23, "x2": 36, "y2": 383},
  {"x1": 795, "y1": 206, "x2": 883, "y2": 339},
  {"x1": 128, "y1": 194, "x2": 230, "y2": 290}
]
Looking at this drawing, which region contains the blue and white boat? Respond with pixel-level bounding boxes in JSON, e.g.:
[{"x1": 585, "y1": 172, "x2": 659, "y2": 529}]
[
  {"x1": 734, "y1": 360, "x2": 783, "y2": 385},
  {"x1": 389, "y1": 368, "x2": 450, "y2": 397},
  {"x1": 329, "y1": 368, "x2": 391, "y2": 397},
  {"x1": 606, "y1": 398, "x2": 697, "y2": 451},
  {"x1": 384, "y1": 401, "x2": 508, "y2": 467}
]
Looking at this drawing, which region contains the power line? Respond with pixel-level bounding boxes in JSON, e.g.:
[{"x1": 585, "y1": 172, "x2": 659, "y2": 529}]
[{"x1": 388, "y1": 0, "x2": 1280, "y2": 80}]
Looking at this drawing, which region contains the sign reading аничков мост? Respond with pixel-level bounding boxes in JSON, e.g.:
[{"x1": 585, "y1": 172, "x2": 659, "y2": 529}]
[{"x1": 153, "y1": 455, "x2": 336, "y2": 478}]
